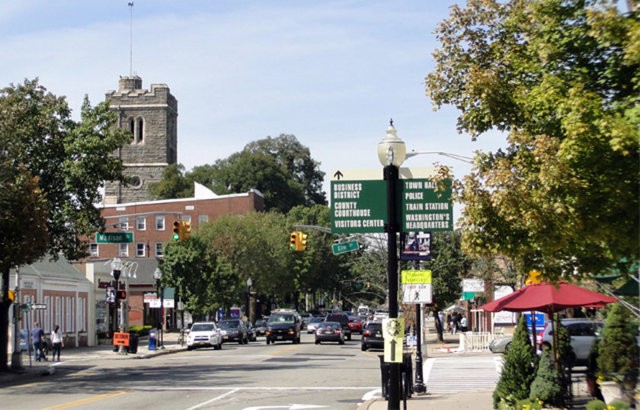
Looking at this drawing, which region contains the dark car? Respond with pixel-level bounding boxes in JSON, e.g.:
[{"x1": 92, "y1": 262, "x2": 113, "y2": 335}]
[
  {"x1": 315, "y1": 321, "x2": 345, "y2": 345},
  {"x1": 254, "y1": 319, "x2": 267, "y2": 337},
  {"x1": 265, "y1": 311, "x2": 302, "y2": 344},
  {"x1": 219, "y1": 319, "x2": 249, "y2": 344},
  {"x1": 325, "y1": 312, "x2": 352, "y2": 341},
  {"x1": 361, "y1": 320, "x2": 384, "y2": 351},
  {"x1": 245, "y1": 321, "x2": 257, "y2": 342}
]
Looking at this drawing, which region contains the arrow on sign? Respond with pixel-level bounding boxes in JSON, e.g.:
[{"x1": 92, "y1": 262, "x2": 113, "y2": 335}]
[
  {"x1": 389, "y1": 339, "x2": 397, "y2": 362},
  {"x1": 333, "y1": 170, "x2": 343, "y2": 180},
  {"x1": 31, "y1": 304, "x2": 47, "y2": 310}
]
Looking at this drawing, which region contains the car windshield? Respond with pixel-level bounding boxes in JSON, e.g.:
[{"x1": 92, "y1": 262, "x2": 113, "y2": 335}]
[
  {"x1": 310, "y1": 317, "x2": 324, "y2": 323},
  {"x1": 268, "y1": 314, "x2": 295, "y2": 324},
  {"x1": 220, "y1": 321, "x2": 239, "y2": 329},
  {"x1": 191, "y1": 323, "x2": 215, "y2": 332}
]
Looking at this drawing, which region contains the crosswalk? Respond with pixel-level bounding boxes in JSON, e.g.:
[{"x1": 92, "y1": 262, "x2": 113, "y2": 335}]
[{"x1": 423, "y1": 355, "x2": 502, "y2": 393}]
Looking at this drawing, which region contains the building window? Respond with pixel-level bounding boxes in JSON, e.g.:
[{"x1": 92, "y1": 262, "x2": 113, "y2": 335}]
[
  {"x1": 155, "y1": 216, "x2": 165, "y2": 231},
  {"x1": 136, "y1": 242, "x2": 145, "y2": 257},
  {"x1": 198, "y1": 215, "x2": 209, "y2": 224},
  {"x1": 155, "y1": 243, "x2": 164, "y2": 257},
  {"x1": 119, "y1": 217, "x2": 129, "y2": 230},
  {"x1": 130, "y1": 176, "x2": 142, "y2": 188},
  {"x1": 182, "y1": 215, "x2": 192, "y2": 224},
  {"x1": 136, "y1": 118, "x2": 144, "y2": 143},
  {"x1": 89, "y1": 243, "x2": 98, "y2": 257},
  {"x1": 118, "y1": 243, "x2": 129, "y2": 257},
  {"x1": 136, "y1": 217, "x2": 146, "y2": 231}
]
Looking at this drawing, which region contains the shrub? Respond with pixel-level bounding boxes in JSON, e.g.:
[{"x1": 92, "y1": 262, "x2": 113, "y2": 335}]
[
  {"x1": 529, "y1": 348, "x2": 564, "y2": 407},
  {"x1": 129, "y1": 325, "x2": 153, "y2": 336},
  {"x1": 597, "y1": 303, "x2": 639, "y2": 391},
  {"x1": 585, "y1": 399, "x2": 607, "y2": 410},
  {"x1": 493, "y1": 315, "x2": 536, "y2": 409}
]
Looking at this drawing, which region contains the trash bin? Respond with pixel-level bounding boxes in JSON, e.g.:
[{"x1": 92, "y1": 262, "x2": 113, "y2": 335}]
[
  {"x1": 128, "y1": 333, "x2": 139, "y2": 354},
  {"x1": 148, "y1": 329, "x2": 157, "y2": 351},
  {"x1": 379, "y1": 353, "x2": 414, "y2": 401}
]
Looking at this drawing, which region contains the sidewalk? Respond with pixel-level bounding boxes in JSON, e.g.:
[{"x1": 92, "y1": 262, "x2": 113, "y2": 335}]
[{"x1": 1, "y1": 331, "x2": 187, "y2": 385}]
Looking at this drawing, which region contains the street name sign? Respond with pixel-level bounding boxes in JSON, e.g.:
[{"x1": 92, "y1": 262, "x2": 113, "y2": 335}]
[
  {"x1": 96, "y1": 232, "x2": 134, "y2": 244},
  {"x1": 331, "y1": 240, "x2": 359, "y2": 255},
  {"x1": 330, "y1": 168, "x2": 453, "y2": 234}
]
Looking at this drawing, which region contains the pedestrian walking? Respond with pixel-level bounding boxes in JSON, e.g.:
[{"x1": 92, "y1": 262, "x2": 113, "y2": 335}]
[
  {"x1": 31, "y1": 321, "x2": 46, "y2": 362},
  {"x1": 51, "y1": 325, "x2": 64, "y2": 361}
]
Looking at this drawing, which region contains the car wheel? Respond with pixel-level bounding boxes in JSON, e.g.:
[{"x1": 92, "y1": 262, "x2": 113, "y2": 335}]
[
  {"x1": 339, "y1": 340, "x2": 345, "y2": 345},
  {"x1": 266, "y1": 338, "x2": 271, "y2": 345},
  {"x1": 504, "y1": 342, "x2": 511, "y2": 353},
  {"x1": 348, "y1": 334, "x2": 352, "y2": 341},
  {"x1": 187, "y1": 346, "x2": 193, "y2": 351},
  {"x1": 361, "y1": 344, "x2": 367, "y2": 351},
  {"x1": 315, "y1": 340, "x2": 320, "y2": 345}
]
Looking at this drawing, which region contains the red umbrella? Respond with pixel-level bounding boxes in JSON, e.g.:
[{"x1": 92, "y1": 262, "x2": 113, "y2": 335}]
[
  {"x1": 481, "y1": 281, "x2": 618, "y2": 362},
  {"x1": 480, "y1": 281, "x2": 617, "y2": 314}
]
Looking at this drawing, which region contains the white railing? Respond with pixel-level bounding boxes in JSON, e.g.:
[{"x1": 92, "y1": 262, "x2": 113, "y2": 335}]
[{"x1": 459, "y1": 331, "x2": 492, "y2": 352}]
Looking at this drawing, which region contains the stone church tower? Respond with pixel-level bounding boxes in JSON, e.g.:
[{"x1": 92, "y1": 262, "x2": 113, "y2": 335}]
[{"x1": 103, "y1": 76, "x2": 178, "y2": 204}]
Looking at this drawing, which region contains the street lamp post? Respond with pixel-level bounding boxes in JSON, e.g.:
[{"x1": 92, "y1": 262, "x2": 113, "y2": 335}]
[
  {"x1": 246, "y1": 278, "x2": 253, "y2": 324},
  {"x1": 111, "y1": 258, "x2": 122, "y2": 334},
  {"x1": 153, "y1": 268, "x2": 164, "y2": 349},
  {"x1": 377, "y1": 120, "x2": 406, "y2": 410}
]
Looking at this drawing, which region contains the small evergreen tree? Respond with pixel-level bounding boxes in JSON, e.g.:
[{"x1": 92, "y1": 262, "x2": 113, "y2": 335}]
[
  {"x1": 597, "y1": 304, "x2": 639, "y2": 392},
  {"x1": 493, "y1": 315, "x2": 536, "y2": 408},
  {"x1": 530, "y1": 348, "x2": 564, "y2": 407}
]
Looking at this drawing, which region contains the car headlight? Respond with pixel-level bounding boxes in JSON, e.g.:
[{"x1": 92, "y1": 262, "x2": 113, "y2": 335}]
[{"x1": 220, "y1": 330, "x2": 227, "y2": 335}]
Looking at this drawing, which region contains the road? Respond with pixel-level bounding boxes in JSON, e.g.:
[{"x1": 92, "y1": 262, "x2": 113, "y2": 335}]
[{"x1": 1, "y1": 333, "x2": 383, "y2": 410}]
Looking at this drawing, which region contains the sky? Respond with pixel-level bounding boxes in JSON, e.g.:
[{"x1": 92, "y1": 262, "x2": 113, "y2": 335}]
[{"x1": 1, "y1": 0, "x2": 506, "y2": 211}]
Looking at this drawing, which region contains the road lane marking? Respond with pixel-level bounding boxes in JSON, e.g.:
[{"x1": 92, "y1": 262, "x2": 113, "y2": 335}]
[
  {"x1": 41, "y1": 391, "x2": 127, "y2": 409},
  {"x1": 185, "y1": 388, "x2": 239, "y2": 410}
]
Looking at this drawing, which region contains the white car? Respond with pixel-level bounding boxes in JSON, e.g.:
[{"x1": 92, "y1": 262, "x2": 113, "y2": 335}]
[
  {"x1": 187, "y1": 322, "x2": 223, "y2": 351},
  {"x1": 306, "y1": 317, "x2": 325, "y2": 334},
  {"x1": 540, "y1": 318, "x2": 603, "y2": 364}
]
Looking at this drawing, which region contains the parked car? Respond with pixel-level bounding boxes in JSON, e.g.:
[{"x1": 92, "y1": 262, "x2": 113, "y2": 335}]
[
  {"x1": 361, "y1": 320, "x2": 384, "y2": 351},
  {"x1": 348, "y1": 317, "x2": 363, "y2": 334},
  {"x1": 265, "y1": 310, "x2": 302, "y2": 344},
  {"x1": 254, "y1": 319, "x2": 267, "y2": 337},
  {"x1": 187, "y1": 322, "x2": 222, "y2": 351},
  {"x1": 540, "y1": 318, "x2": 604, "y2": 364},
  {"x1": 219, "y1": 319, "x2": 249, "y2": 344},
  {"x1": 315, "y1": 321, "x2": 345, "y2": 345},
  {"x1": 325, "y1": 312, "x2": 352, "y2": 341},
  {"x1": 488, "y1": 335, "x2": 512, "y2": 353},
  {"x1": 306, "y1": 317, "x2": 325, "y2": 334}
]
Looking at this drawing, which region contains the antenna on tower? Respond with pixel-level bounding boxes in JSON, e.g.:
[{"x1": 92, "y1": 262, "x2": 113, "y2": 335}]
[{"x1": 128, "y1": 2, "x2": 134, "y2": 76}]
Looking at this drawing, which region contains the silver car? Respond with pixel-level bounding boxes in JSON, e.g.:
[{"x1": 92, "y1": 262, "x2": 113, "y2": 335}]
[
  {"x1": 306, "y1": 317, "x2": 325, "y2": 333},
  {"x1": 541, "y1": 318, "x2": 603, "y2": 364}
]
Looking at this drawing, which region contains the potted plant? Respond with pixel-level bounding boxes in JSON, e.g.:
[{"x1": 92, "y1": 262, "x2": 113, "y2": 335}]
[{"x1": 596, "y1": 303, "x2": 639, "y2": 406}]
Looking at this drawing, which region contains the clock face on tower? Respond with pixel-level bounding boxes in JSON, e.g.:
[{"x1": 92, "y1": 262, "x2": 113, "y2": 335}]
[{"x1": 130, "y1": 176, "x2": 142, "y2": 188}]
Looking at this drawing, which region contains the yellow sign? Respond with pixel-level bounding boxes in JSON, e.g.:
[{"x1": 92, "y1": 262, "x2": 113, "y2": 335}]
[
  {"x1": 383, "y1": 318, "x2": 404, "y2": 363},
  {"x1": 401, "y1": 270, "x2": 432, "y2": 285}
]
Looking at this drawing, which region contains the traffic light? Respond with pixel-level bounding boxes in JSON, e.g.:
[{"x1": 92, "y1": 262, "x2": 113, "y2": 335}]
[
  {"x1": 183, "y1": 221, "x2": 191, "y2": 240},
  {"x1": 298, "y1": 232, "x2": 308, "y2": 251},
  {"x1": 116, "y1": 290, "x2": 127, "y2": 300},
  {"x1": 290, "y1": 232, "x2": 298, "y2": 251},
  {"x1": 172, "y1": 220, "x2": 181, "y2": 241}
]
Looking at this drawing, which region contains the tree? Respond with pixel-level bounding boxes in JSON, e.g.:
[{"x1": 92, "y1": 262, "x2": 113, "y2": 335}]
[
  {"x1": 493, "y1": 315, "x2": 536, "y2": 408},
  {"x1": 0, "y1": 79, "x2": 130, "y2": 369},
  {"x1": 422, "y1": 231, "x2": 471, "y2": 342},
  {"x1": 148, "y1": 164, "x2": 193, "y2": 199},
  {"x1": 426, "y1": 0, "x2": 639, "y2": 280}
]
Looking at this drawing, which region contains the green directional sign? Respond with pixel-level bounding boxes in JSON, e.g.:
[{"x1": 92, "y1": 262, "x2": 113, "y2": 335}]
[
  {"x1": 96, "y1": 232, "x2": 134, "y2": 244},
  {"x1": 332, "y1": 240, "x2": 360, "y2": 255},
  {"x1": 331, "y1": 180, "x2": 387, "y2": 234},
  {"x1": 401, "y1": 178, "x2": 453, "y2": 232}
]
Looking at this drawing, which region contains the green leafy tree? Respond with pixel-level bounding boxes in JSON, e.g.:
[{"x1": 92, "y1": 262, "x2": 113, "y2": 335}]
[
  {"x1": 493, "y1": 315, "x2": 536, "y2": 408},
  {"x1": 148, "y1": 164, "x2": 193, "y2": 199},
  {"x1": 0, "y1": 79, "x2": 129, "y2": 369},
  {"x1": 422, "y1": 231, "x2": 471, "y2": 342},
  {"x1": 597, "y1": 303, "x2": 639, "y2": 393},
  {"x1": 426, "y1": 0, "x2": 639, "y2": 280},
  {"x1": 530, "y1": 348, "x2": 564, "y2": 408}
]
